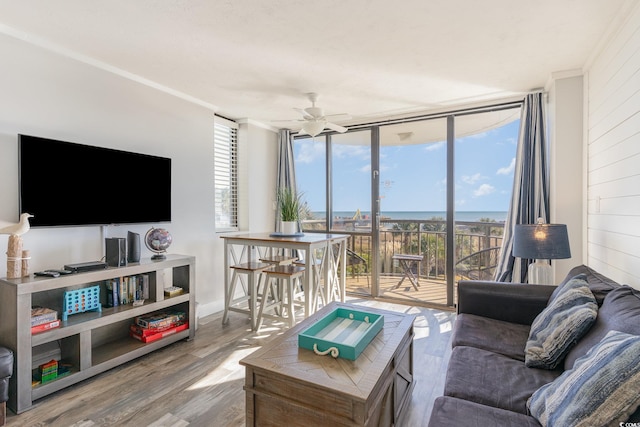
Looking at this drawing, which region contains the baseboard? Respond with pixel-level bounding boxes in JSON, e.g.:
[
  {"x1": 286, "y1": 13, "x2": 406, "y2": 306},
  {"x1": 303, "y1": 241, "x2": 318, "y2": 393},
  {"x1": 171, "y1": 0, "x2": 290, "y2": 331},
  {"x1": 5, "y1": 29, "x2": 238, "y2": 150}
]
[{"x1": 196, "y1": 300, "x2": 224, "y2": 320}]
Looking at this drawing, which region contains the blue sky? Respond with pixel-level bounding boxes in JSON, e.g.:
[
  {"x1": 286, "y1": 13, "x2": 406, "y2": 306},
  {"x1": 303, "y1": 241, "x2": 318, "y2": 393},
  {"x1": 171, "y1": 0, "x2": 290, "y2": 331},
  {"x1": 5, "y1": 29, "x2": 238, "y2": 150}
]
[{"x1": 294, "y1": 119, "x2": 519, "y2": 213}]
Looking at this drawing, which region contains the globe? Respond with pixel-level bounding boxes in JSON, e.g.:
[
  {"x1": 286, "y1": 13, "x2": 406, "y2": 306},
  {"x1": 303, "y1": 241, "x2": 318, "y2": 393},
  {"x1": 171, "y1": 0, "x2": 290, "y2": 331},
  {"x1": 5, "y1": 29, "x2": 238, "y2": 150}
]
[{"x1": 144, "y1": 227, "x2": 172, "y2": 260}]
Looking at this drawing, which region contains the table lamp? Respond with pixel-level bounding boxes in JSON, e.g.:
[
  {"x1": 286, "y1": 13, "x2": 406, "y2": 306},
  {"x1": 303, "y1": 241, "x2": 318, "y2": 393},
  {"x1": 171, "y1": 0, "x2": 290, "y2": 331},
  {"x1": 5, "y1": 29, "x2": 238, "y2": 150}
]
[{"x1": 512, "y1": 218, "x2": 571, "y2": 285}]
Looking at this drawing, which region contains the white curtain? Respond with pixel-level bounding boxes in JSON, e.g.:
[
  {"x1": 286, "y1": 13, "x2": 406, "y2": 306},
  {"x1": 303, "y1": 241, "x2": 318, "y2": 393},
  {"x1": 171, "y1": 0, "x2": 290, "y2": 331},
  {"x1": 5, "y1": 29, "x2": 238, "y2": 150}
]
[
  {"x1": 274, "y1": 129, "x2": 297, "y2": 232},
  {"x1": 494, "y1": 92, "x2": 549, "y2": 283}
]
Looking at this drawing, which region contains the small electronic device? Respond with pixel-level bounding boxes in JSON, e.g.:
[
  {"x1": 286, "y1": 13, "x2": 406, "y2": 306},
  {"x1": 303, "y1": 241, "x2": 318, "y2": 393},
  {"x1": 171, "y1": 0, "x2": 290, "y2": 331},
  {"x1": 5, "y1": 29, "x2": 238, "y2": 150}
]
[
  {"x1": 34, "y1": 271, "x2": 61, "y2": 278},
  {"x1": 63, "y1": 261, "x2": 108, "y2": 273}
]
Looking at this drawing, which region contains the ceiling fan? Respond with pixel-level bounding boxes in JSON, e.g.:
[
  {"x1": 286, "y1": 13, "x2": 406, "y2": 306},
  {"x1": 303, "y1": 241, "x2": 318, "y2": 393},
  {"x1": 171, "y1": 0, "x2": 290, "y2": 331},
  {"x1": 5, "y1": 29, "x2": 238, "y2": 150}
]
[{"x1": 276, "y1": 93, "x2": 351, "y2": 137}]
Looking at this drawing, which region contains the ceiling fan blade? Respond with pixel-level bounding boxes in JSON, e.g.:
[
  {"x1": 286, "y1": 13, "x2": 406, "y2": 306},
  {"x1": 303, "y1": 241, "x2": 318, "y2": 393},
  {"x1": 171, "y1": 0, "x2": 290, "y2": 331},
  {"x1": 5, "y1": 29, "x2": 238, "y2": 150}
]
[
  {"x1": 294, "y1": 108, "x2": 314, "y2": 120},
  {"x1": 325, "y1": 122, "x2": 347, "y2": 133},
  {"x1": 271, "y1": 119, "x2": 304, "y2": 123},
  {"x1": 304, "y1": 106, "x2": 324, "y2": 119}
]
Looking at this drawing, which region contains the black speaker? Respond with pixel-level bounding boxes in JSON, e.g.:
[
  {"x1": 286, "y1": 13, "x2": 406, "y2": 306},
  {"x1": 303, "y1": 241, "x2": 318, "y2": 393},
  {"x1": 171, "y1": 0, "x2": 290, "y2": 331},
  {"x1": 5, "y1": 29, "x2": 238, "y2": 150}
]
[
  {"x1": 127, "y1": 231, "x2": 141, "y2": 263},
  {"x1": 105, "y1": 237, "x2": 127, "y2": 267}
]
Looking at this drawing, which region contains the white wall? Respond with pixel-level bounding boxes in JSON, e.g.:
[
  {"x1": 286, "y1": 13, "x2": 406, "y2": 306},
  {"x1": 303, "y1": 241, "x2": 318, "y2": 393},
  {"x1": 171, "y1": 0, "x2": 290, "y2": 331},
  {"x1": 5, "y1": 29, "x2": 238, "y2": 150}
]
[
  {"x1": 584, "y1": 1, "x2": 640, "y2": 287},
  {"x1": 0, "y1": 32, "x2": 278, "y2": 314},
  {"x1": 547, "y1": 73, "x2": 584, "y2": 282}
]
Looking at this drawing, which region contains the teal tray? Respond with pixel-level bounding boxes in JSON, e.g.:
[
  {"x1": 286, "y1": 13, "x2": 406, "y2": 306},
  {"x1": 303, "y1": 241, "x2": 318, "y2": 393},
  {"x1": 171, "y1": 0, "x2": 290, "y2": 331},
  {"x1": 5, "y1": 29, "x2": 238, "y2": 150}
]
[{"x1": 298, "y1": 307, "x2": 384, "y2": 360}]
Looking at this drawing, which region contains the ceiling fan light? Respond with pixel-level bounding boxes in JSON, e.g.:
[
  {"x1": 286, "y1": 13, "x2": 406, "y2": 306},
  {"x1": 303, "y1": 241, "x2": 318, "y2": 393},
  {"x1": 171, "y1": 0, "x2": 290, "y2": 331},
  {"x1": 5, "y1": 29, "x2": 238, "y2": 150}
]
[{"x1": 301, "y1": 120, "x2": 326, "y2": 137}]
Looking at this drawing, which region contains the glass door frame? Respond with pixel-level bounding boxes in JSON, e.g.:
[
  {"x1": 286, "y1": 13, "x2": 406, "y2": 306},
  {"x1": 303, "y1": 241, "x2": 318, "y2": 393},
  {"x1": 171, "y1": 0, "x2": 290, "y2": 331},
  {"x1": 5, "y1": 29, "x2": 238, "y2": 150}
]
[{"x1": 294, "y1": 100, "x2": 522, "y2": 308}]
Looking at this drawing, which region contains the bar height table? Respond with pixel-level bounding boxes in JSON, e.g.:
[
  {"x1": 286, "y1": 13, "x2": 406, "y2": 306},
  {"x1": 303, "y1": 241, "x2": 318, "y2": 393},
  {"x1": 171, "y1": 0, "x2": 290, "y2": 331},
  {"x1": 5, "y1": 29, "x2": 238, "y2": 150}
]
[{"x1": 221, "y1": 232, "x2": 349, "y2": 323}]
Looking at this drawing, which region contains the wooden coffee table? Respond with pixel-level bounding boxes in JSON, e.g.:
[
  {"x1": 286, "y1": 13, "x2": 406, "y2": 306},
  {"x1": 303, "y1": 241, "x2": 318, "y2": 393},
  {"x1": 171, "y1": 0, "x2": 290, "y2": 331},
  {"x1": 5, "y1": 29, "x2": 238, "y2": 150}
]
[{"x1": 240, "y1": 302, "x2": 416, "y2": 426}]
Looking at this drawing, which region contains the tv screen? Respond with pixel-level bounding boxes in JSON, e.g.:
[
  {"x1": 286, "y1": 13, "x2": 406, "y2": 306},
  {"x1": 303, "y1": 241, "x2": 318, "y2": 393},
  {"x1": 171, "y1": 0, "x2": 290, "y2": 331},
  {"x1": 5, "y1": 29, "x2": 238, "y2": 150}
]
[{"x1": 19, "y1": 134, "x2": 171, "y2": 227}]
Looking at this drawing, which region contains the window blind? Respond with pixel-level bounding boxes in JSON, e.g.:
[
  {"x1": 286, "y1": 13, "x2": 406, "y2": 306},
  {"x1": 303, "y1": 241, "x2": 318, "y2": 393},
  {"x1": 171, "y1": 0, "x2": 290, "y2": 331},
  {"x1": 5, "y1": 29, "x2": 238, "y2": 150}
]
[{"x1": 214, "y1": 116, "x2": 238, "y2": 231}]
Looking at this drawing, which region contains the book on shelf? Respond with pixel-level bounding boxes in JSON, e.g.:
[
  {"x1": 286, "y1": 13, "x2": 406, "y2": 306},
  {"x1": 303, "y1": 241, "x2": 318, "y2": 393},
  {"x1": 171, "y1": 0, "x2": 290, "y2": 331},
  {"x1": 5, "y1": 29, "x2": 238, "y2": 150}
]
[
  {"x1": 140, "y1": 274, "x2": 150, "y2": 300},
  {"x1": 105, "y1": 278, "x2": 120, "y2": 308},
  {"x1": 120, "y1": 276, "x2": 127, "y2": 305},
  {"x1": 129, "y1": 322, "x2": 189, "y2": 343},
  {"x1": 31, "y1": 319, "x2": 61, "y2": 334},
  {"x1": 31, "y1": 306, "x2": 58, "y2": 327}
]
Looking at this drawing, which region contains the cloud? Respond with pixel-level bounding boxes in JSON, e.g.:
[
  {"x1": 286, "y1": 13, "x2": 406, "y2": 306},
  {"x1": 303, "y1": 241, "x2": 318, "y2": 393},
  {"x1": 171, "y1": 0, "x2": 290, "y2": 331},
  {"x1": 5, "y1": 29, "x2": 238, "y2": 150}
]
[
  {"x1": 497, "y1": 158, "x2": 515, "y2": 175},
  {"x1": 295, "y1": 142, "x2": 324, "y2": 164},
  {"x1": 461, "y1": 173, "x2": 484, "y2": 184},
  {"x1": 474, "y1": 184, "x2": 495, "y2": 197},
  {"x1": 333, "y1": 144, "x2": 369, "y2": 159},
  {"x1": 425, "y1": 141, "x2": 445, "y2": 151}
]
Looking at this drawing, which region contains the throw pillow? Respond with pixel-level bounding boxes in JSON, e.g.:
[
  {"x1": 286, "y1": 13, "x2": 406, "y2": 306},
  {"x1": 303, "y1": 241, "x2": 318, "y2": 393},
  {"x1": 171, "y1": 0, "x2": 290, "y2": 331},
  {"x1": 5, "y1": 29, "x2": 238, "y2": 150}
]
[
  {"x1": 525, "y1": 274, "x2": 597, "y2": 369},
  {"x1": 564, "y1": 285, "x2": 640, "y2": 370},
  {"x1": 527, "y1": 330, "x2": 640, "y2": 427}
]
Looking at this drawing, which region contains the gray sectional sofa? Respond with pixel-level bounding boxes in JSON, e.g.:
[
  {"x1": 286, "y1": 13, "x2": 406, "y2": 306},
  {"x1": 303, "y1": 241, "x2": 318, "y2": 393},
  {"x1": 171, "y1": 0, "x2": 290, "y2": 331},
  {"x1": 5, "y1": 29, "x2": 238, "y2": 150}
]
[
  {"x1": 0, "y1": 346, "x2": 12, "y2": 426},
  {"x1": 428, "y1": 265, "x2": 640, "y2": 426}
]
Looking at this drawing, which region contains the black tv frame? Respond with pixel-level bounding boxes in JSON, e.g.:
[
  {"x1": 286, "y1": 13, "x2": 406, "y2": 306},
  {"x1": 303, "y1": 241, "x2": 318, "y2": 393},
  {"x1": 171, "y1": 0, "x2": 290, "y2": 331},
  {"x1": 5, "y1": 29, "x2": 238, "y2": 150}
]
[{"x1": 18, "y1": 134, "x2": 172, "y2": 227}]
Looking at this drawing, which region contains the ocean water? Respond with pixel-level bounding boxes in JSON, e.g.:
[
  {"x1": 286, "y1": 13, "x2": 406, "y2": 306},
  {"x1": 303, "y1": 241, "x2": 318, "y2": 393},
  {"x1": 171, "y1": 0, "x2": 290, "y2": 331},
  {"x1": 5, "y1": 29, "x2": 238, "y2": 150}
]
[{"x1": 314, "y1": 211, "x2": 508, "y2": 222}]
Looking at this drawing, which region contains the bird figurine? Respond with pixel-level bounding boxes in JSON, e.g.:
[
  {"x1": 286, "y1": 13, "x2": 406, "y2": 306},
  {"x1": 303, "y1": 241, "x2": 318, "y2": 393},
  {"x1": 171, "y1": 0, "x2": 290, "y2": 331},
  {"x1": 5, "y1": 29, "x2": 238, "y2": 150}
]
[{"x1": 0, "y1": 213, "x2": 34, "y2": 236}]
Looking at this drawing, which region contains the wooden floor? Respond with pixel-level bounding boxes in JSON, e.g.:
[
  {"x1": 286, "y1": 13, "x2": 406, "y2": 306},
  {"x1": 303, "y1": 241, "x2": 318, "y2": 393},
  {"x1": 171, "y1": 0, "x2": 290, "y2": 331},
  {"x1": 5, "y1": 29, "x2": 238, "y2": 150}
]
[{"x1": 6, "y1": 297, "x2": 455, "y2": 427}]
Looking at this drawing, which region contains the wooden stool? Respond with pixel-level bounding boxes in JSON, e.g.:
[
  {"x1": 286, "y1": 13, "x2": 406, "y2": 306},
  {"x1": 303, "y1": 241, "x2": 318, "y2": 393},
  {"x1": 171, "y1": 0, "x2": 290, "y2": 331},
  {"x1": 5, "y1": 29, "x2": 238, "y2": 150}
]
[
  {"x1": 255, "y1": 265, "x2": 305, "y2": 331},
  {"x1": 223, "y1": 261, "x2": 272, "y2": 331}
]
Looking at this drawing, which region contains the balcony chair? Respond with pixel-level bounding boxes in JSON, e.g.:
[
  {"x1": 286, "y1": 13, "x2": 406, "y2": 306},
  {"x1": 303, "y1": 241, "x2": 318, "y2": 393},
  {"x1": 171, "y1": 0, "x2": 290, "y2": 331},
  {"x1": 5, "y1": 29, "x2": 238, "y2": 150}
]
[{"x1": 454, "y1": 246, "x2": 501, "y2": 281}]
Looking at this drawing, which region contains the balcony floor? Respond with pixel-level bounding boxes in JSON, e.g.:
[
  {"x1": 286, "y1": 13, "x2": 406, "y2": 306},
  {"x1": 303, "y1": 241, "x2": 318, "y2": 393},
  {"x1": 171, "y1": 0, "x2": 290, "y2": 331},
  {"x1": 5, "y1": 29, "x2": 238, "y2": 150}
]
[{"x1": 345, "y1": 274, "x2": 458, "y2": 308}]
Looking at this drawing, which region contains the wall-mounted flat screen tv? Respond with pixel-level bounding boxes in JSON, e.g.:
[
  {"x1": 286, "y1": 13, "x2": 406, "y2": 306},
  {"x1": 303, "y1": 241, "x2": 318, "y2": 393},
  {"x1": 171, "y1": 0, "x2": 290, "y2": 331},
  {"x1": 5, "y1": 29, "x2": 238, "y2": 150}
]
[{"x1": 19, "y1": 134, "x2": 171, "y2": 227}]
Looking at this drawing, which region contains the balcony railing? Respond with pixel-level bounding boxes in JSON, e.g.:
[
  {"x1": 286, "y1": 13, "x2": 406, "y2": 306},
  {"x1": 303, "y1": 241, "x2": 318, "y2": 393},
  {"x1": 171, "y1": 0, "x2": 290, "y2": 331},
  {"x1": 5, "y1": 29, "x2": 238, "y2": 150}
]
[{"x1": 303, "y1": 218, "x2": 504, "y2": 282}]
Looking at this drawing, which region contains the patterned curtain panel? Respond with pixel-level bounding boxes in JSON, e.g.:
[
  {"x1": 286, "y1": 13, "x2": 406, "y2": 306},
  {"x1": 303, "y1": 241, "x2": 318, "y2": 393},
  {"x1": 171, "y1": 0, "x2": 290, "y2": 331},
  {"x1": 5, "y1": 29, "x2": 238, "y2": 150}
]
[
  {"x1": 275, "y1": 129, "x2": 297, "y2": 232},
  {"x1": 494, "y1": 92, "x2": 549, "y2": 283}
]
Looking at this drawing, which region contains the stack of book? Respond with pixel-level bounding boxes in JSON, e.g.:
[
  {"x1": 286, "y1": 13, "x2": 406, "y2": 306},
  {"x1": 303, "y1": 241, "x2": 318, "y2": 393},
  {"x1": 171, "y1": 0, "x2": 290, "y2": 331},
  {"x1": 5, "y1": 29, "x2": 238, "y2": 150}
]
[
  {"x1": 105, "y1": 274, "x2": 150, "y2": 307},
  {"x1": 31, "y1": 306, "x2": 60, "y2": 334},
  {"x1": 129, "y1": 311, "x2": 187, "y2": 343}
]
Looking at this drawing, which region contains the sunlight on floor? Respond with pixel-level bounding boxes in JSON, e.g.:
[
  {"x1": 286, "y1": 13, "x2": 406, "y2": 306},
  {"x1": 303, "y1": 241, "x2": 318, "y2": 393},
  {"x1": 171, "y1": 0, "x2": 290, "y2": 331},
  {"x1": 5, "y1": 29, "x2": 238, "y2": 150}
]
[{"x1": 187, "y1": 346, "x2": 256, "y2": 390}]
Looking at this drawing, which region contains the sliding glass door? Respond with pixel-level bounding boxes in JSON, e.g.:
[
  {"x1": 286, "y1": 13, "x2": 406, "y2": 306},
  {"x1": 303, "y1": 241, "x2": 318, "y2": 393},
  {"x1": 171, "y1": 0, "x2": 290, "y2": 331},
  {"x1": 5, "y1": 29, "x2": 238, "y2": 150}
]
[
  {"x1": 295, "y1": 130, "x2": 374, "y2": 296},
  {"x1": 377, "y1": 119, "x2": 449, "y2": 304},
  {"x1": 294, "y1": 103, "x2": 520, "y2": 307}
]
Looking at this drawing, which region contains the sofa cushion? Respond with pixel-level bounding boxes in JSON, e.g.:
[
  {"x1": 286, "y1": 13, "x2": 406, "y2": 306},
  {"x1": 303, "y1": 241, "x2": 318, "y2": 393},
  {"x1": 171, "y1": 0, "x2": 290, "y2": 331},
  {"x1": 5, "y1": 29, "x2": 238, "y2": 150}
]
[
  {"x1": 557, "y1": 265, "x2": 619, "y2": 305},
  {"x1": 524, "y1": 274, "x2": 597, "y2": 369},
  {"x1": 428, "y1": 396, "x2": 541, "y2": 427},
  {"x1": 444, "y1": 346, "x2": 562, "y2": 414},
  {"x1": 452, "y1": 313, "x2": 530, "y2": 361},
  {"x1": 528, "y1": 330, "x2": 640, "y2": 427},
  {"x1": 564, "y1": 285, "x2": 640, "y2": 370}
]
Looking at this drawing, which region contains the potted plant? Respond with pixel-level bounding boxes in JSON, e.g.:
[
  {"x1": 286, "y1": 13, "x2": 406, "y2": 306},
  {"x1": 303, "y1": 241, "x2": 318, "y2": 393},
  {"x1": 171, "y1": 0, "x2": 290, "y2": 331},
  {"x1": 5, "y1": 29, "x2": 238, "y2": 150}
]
[{"x1": 277, "y1": 187, "x2": 303, "y2": 235}]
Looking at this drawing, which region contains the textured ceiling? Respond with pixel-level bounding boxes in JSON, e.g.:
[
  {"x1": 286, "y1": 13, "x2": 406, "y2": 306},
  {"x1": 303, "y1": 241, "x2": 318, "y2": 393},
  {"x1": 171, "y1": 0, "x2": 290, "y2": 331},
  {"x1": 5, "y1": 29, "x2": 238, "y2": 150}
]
[{"x1": 0, "y1": 0, "x2": 629, "y2": 129}]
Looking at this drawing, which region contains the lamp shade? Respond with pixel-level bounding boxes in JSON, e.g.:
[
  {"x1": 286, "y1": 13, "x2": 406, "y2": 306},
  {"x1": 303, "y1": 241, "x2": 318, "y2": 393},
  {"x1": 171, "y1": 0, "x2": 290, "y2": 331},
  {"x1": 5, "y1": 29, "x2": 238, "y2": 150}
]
[
  {"x1": 301, "y1": 120, "x2": 326, "y2": 137},
  {"x1": 512, "y1": 223, "x2": 571, "y2": 260}
]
